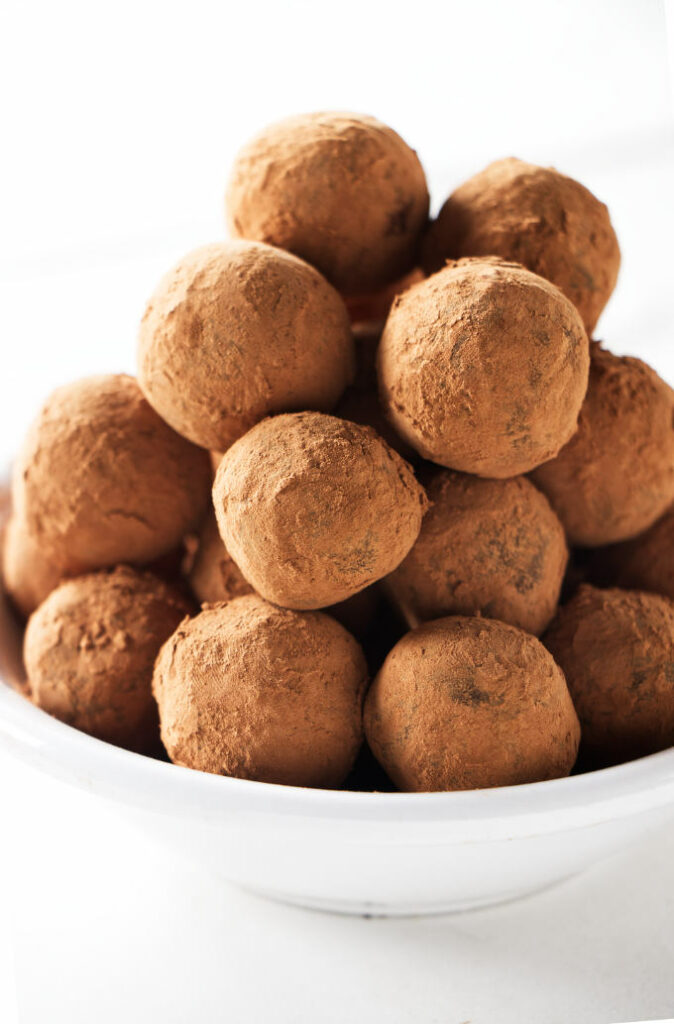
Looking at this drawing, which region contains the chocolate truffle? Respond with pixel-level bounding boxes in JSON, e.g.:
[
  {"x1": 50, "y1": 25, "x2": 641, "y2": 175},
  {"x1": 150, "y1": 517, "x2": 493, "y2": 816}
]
[
  {"x1": 2, "y1": 516, "x2": 70, "y2": 618},
  {"x1": 225, "y1": 112, "x2": 429, "y2": 295},
  {"x1": 153, "y1": 594, "x2": 368, "y2": 787},
  {"x1": 532, "y1": 345, "x2": 674, "y2": 546},
  {"x1": 138, "y1": 240, "x2": 354, "y2": 452},
  {"x1": 188, "y1": 512, "x2": 253, "y2": 606},
  {"x1": 544, "y1": 585, "x2": 674, "y2": 765},
  {"x1": 365, "y1": 616, "x2": 580, "y2": 791},
  {"x1": 600, "y1": 506, "x2": 674, "y2": 601},
  {"x1": 345, "y1": 268, "x2": 424, "y2": 327},
  {"x1": 378, "y1": 258, "x2": 589, "y2": 477},
  {"x1": 422, "y1": 158, "x2": 620, "y2": 334},
  {"x1": 213, "y1": 412, "x2": 428, "y2": 609},
  {"x1": 24, "y1": 567, "x2": 190, "y2": 751},
  {"x1": 12, "y1": 375, "x2": 211, "y2": 575},
  {"x1": 385, "y1": 470, "x2": 568, "y2": 634}
]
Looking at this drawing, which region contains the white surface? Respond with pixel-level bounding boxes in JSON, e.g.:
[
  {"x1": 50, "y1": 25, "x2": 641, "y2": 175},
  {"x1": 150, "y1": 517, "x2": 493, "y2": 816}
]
[
  {"x1": 4, "y1": 667, "x2": 674, "y2": 917},
  {"x1": 1, "y1": 0, "x2": 674, "y2": 1019},
  {"x1": 3, "y1": 758, "x2": 674, "y2": 1024}
]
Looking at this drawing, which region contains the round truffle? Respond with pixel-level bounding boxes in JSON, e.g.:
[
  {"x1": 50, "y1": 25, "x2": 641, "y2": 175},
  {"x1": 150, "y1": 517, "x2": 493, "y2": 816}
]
[
  {"x1": 544, "y1": 585, "x2": 674, "y2": 765},
  {"x1": 378, "y1": 257, "x2": 589, "y2": 477},
  {"x1": 153, "y1": 594, "x2": 368, "y2": 787},
  {"x1": 531, "y1": 345, "x2": 674, "y2": 546},
  {"x1": 422, "y1": 158, "x2": 620, "y2": 334},
  {"x1": 600, "y1": 506, "x2": 674, "y2": 601},
  {"x1": 385, "y1": 470, "x2": 568, "y2": 635},
  {"x1": 2, "y1": 516, "x2": 70, "y2": 618},
  {"x1": 225, "y1": 112, "x2": 429, "y2": 295},
  {"x1": 365, "y1": 616, "x2": 580, "y2": 791},
  {"x1": 213, "y1": 412, "x2": 428, "y2": 609},
  {"x1": 138, "y1": 240, "x2": 354, "y2": 452},
  {"x1": 24, "y1": 567, "x2": 190, "y2": 751},
  {"x1": 12, "y1": 375, "x2": 211, "y2": 574},
  {"x1": 188, "y1": 512, "x2": 253, "y2": 606}
]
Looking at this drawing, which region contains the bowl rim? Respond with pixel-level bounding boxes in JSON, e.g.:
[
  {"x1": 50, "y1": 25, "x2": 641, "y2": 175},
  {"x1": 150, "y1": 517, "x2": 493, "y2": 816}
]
[{"x1": 2, "y1": 675, "x2": 674, "y2": 836}]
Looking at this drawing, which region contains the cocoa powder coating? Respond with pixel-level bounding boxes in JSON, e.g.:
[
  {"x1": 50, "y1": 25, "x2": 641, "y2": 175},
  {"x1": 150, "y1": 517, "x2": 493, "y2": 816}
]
[
  {"x1": 364, "y1": 615, "x2": 580, "y2": 791},
  {"x1": 213, "y1": 412, "x2": 428, "y2": 609},
  {"x1": 544, "y1": 585, "x2": 674, "y2": 765},
  {"x1": 188, "y1": 512, "x2": 254, "y2": 606},
  {"x1": 385, "y1": 470, "x2": 568, "y2": 635},
  {"x1": 600, "y1": 506, "x2": 674, "y2": 601},
  {"x1": 12, "y1": 375, "x2": 211, "y2": 575},
  {"x1": 153, "y1": 594, "x2": 369, "y2": 787},
  {"x1": 138, "y1": 240, "x2": 355, "y2": 451},
  {"x1": 378, "y1": 257, "x2": 590, "y2": 477},
  {"x1": 24, "y1": 567, "x2": 190, "y2": 751},
  {"x1": 225, "y1": 112, "x2": 429, "y2": 295},
  {"x1": 531, "y1": 344, "x2": 674, "y2": 546},
  {"x1": 422, "y1": 158, "x2": 620, "y2": 334},
  {"x1": 2, "y1": 516, "x2": 71, "y2": 618}
]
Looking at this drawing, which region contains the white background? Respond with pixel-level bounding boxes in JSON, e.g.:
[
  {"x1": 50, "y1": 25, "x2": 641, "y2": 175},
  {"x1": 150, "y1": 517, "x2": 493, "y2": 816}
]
[{"x1": 1, "y1": 1, "x2": 674, "y2": 1021}]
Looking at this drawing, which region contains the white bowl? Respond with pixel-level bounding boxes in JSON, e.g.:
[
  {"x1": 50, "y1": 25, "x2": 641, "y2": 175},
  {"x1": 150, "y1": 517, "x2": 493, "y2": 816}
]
[{"x1": 2, "y1": 582, "x2": 674, "y2": 916}]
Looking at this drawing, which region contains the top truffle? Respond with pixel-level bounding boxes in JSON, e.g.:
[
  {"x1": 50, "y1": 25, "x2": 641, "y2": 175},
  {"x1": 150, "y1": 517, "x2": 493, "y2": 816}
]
[
  {"x1": 378, "y1": 257, "x2": 590, "y2": 477},
  {"x1": 225, "y1": 112, "x2": 429, "y2": 295},
  {"x1": 138, "y1": 240, "x2": 354, "y2": 452},
  {"x1": 422, "y1": 157, "x2": 620, "y2": 334},
  {"x1": 213, "y1": 412, "x2": 428, "y2": 609}
]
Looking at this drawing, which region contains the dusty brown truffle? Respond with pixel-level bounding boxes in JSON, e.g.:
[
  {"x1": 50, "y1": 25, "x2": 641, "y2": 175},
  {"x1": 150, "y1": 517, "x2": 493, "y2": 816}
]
[
  {"x1": 532, "y1": 345, "x2": 674, "y2": 546},
  {"x1": 213, "y1": 412, "x2": 428, "y2": 609},
  {"x1": 378, "y1": 258, "x2": 589, "y2": 477},
  {"x1": 385, "y1": 470, "x2": 568, "y2": 635},
  {"x1": 12, "y1": 375, "x2": 211, "y2": 575},
  {"x1": 2, "y1": 516, "x2": 71, "y2": 618},
  {"x1": 599, "y1": 506, "x2": 674, "y2": 601},
  {"x1": 24, "y1": 567, "x2": 190, "y2": 751},
  {"x1": 188, "y1": 512, "x2": 253, "y2": 606},
  {"x1": 365, "y1": 616, "x2": 580, "y2": 791},
  {"x1": 226, "y1": 112, "x2": 429, "y2": 295},
  {"x1": 422, "y1": 158, "x2": 620, "y2": 334},
  {"x1": 345, "y1": 268, "x2": 425, "y2": 327},
  {"x1": 138, "y1": 240, "x2": 354, "y2": 452},
  {"x1": 544, "y1": 585, "x2": 674, "y2": 765},
  {"x1": 153, "y1": 594, "x2": 368, "y2": 787}
]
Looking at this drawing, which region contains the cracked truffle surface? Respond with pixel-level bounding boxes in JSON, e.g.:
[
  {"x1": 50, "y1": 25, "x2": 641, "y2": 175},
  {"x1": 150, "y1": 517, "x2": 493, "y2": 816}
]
[
  {"x1": 532, "y1": 345, "x2": 674, "y2": 546},
  {"x1": 365, "y1": 615, "x2": 580, "y2": 791},
  {"x1": 12, "y1": 375, "x2": 211, "y2": 574},
  {"x1": 544, "y1": 585, "x2": 674, "y2": 765},
  {"x1": 138, "y1": 240, "x2": 354, "y2": 451},
  {"x1": 385, "y1": 470, "x2": 567, "y2": 634},
  {"x1": 226, "y1": 112, "x2": 429, "y2": 295},
  {"x1": 378, "y1": 257, "x2": 589, "y2": 477},
  {"x1": 422, "y1": 158, "x2": 620, "y2": 334},
  {"x1": 24, "y1": 567, "x2": 190, "y2": 751},
  {"x1": 153, "y1": 594, "x2": 368, "y2": 787},
  {"x1": 213, "y1": 412, "x2": 428, "y2": 609}
]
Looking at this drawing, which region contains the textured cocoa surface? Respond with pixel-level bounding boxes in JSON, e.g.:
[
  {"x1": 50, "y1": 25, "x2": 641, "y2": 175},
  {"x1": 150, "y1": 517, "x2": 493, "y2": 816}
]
[
  {"x1": 422, "y1": 157, "x2": 620, "y2": 334},
  {"x1": 378, "y1": 257, "x2": 590, "y2": 477},
  {"x1": 365, "y1": 615, "x2": 580, "y2": 791},
  {"x1": 544, "y1": 584, "x2": 674, "y2": 765},
  {"x1": 226, "y1": 112, "x2": 429, "y2": 295},
  {"x1": 153, "y1": 594, "x2": 368, "y2": 787},
  {"x1": 138, "y1": 239, "x2": 354, "y2": 451},
  {"x1": 532, "y1": 344, "x2": 674, "y2": 546},
  {"x1": 213, "y1": 411, "x2": 428, "y2": 609},
  {"x1": 385, "y1": 469, "x2": 567, "y2": 635},
  {"x1": 24, "y1": 567, "x2": 190, "y2": 751}
]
